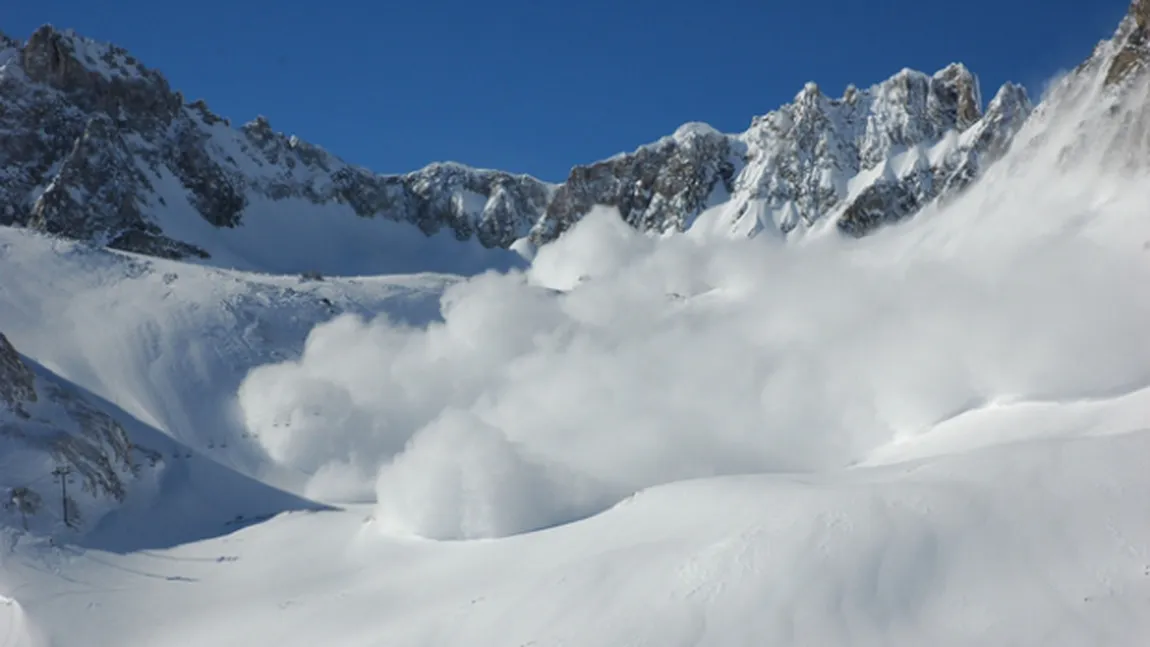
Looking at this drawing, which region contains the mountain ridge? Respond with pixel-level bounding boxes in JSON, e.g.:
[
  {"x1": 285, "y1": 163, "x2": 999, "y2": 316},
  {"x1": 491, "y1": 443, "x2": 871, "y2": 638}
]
[{"x1": 1, "y1": 23, "x2": 1034, "y2": 270}]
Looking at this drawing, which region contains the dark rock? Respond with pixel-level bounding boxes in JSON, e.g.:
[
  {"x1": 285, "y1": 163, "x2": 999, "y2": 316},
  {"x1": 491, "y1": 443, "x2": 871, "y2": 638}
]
[
  {"x1": 0, "y1": 333, "x2": 37, "y2": 416},
  {"x1": 1106, "y1": 0, "x2": 1150, "y2": 86}
]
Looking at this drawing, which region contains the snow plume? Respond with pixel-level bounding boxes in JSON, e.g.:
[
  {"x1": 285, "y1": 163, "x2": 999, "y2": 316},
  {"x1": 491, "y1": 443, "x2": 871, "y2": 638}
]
[{"x1": 237, "y1": 70, "x2": 1150, "y2": 540}]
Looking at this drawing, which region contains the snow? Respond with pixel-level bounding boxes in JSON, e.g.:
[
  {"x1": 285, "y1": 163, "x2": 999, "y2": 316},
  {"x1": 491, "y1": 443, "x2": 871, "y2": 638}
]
[
  {"x1": 672, "y1": 121, "x2": 727, "y2": 142},
  {"x1": 0, "y1": 45, "x2": 17, "y2": 70},
  {"x1": 57, "y1": 29, "x2": 144, "y2": 83},
  {"x1": 697, "y1": 59, "x2": 1009, "y2": 242},
  {"x1": 2, "y1": 31, "x2": 1150, "y2": 647},
  {"x1": 928, "y1": 130, "x2": 961, "y2": 166},
  {"x1": 4, "y1": 429, "x2": 1150, "y2": 647},
  {"x1": 0, "y1": 227, "x2": 458, "y2": 496},
  {"x1": 846, "y1": 157, "x2": 894, "y2": 195},
  {"x1": 452, "y1": 189, "x2": 489, "y2": 221},
  {"x1": 140, "y1": 161, "x2": 525, "y2": 277}
]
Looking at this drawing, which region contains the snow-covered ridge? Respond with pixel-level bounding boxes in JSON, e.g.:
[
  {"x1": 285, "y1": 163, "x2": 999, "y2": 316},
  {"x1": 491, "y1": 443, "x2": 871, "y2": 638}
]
[
  {"x1": 542, "y1": 60, "x2": 1032, "y2": 242},
  {"x1": 1, "y1": 23, "x2": 1031, "y2": 273}
]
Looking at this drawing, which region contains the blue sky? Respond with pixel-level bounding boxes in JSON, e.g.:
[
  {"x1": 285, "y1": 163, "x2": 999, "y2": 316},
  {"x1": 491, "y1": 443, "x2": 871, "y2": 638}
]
[{"x1": 6, "y1": 0, "x2": 1132, "y2": 182}]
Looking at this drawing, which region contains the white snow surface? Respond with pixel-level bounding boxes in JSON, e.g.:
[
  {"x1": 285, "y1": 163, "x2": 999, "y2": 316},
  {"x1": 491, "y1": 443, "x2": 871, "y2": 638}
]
[
  {"x1": 3, "y1": 48, "x2": 1150, "y2": 647},
  {"x1": 139, "y1": 127, "x2": 529, "y2": 278}
]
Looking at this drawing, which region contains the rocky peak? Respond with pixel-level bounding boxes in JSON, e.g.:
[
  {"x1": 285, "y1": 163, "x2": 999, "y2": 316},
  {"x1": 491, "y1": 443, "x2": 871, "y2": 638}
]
[
  {"x1": 22, "y1": 25, "x2": 86, "y2": 87},
  {"x1": 21, "y1": 26, "x2": 179, "y2": 120},
  {"x1": 972, "y1": 83, "x2": 1032, "y2": 156},
  {"x1": 23, "y1": 25, "x2": 150, "y2": 84},
  {"x1": 933, "y1": 63, "x2": 983, "y2": 128},
  {"x1": 542, "y1": 122, "x2": 737, "y2": 242},
  {"x1": 1105, "y1": 0, "x2": 1150, "y2": 86},
  {"x1": 855, "y1": 65, "x2": 984, "y2": 167}
]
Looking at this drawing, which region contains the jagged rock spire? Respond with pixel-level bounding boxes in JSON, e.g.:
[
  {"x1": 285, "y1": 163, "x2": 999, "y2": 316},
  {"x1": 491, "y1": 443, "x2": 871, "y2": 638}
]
[{"x1": 1105, "y1": 0, "x2": 1150, "y2": 85}]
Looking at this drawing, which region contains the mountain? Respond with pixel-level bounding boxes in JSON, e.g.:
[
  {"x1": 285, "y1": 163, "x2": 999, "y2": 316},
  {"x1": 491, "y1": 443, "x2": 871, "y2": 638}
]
[
  {"x1": 0, "y1": 24, "x2": 1031, "y2": 273},
  {"x1": 2, "y1": 1, "x2": 1150, "y2": 643},
  {"x1": 548, "y1": 68, "x2": 1032, "y2": 242}
]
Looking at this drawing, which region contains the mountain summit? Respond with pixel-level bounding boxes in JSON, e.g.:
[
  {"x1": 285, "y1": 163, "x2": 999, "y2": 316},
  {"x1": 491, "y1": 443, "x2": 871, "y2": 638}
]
[{"x1": 0, "y1": 24, "x2": 1035, "y2": 272}]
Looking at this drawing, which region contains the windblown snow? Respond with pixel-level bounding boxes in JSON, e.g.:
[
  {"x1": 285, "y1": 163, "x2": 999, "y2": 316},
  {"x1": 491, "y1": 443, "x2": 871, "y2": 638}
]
[{"x1": 3, "y1": 23, "x2": 1150, "y2": 647}]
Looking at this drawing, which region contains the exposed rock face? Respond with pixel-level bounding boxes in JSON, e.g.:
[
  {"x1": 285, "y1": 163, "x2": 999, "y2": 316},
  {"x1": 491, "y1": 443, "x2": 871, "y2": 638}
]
[
  {"x1": 0, "y1": 22, "x2": 1049, "y2": 263},
  {"x1": 0, "y1": 333, "x2": 37, "y2": 416},
  {"x1": 0, "y1": 331, "x2": 149, "y2": 527},
  {"x1": 541, "y1": 124, "x2": 738, "y2": 242},
  {"x1": 27, "y1": 114, "x2": 209, "y2": 259},
  {"x1": 1105, "y1": 0, "x2": 1150, "y2": 86}
]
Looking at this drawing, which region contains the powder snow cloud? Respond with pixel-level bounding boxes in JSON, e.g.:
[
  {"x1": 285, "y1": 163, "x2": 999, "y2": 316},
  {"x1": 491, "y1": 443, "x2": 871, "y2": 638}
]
[{"x1": 237, "y1": 71, "x2": 1150, "y2": 540}]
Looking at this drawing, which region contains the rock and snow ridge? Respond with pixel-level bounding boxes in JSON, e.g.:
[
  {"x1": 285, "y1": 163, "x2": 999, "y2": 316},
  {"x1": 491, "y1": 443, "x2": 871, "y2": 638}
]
[
  {"x1": 0, "y1": 23, "x2": 1032, "y2": 272},
  {"x1": 0, "y1": 330, "x2": 158, "y2": 534}
]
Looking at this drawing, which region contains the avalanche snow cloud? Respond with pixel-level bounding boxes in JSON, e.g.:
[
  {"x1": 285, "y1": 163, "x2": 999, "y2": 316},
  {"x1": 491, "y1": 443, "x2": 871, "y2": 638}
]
[{"x1": 237, "y1": 68, "x2": 1150, "y2": 541}]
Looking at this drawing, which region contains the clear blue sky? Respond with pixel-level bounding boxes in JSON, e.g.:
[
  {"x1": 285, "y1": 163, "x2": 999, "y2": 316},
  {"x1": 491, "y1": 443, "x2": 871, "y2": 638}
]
[{"x1": 6, "y1": 0, "x2": 1132, "y2": 182}]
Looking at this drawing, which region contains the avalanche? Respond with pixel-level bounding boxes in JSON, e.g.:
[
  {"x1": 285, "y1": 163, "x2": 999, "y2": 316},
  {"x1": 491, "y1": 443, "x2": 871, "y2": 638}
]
[{"x1": 2, "y1": 5, "x2": 1150, "y2": 647}]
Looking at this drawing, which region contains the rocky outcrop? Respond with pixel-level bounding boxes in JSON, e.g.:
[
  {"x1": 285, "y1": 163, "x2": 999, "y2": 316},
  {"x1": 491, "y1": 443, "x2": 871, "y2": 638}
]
[
  {"x1": 1013, "y1": 0, "x2": 1150, "y2": 175},
  {"x1": 27, "y1": 114, "x2": 210, "y2": 259},
  {"x1": 1, "y1": 331, "x2": 153, "y2": 528},
  {"x1": 540, "y1": 124, "x2": 738, "y2": 242},
  {"x1": 0, "y1": 23, "x2": 1046, "y2": 263},
  {"x1": 1105, "y1": 0, "x2": 1150, "y2": 86},
  {"x1": 835, "y1": 79, "x2": 1033, "y2": 236},
  {"x1": 0, "y1": 333, "x2": 36, "y2": 416}
]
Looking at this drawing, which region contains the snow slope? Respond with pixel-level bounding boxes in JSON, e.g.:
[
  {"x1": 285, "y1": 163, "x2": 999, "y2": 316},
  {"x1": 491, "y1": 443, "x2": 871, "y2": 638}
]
[
  {"x1": 139, "y1": 172, "x2": 532, "y2": 277},
  {"x1": 0, "y1": 226, "x2": 466, "y2": 547},
  {"x1": 0, "y1": 228, "x2": 455, "y2": 459},
  {"x1": 3, "y1": 425, "x2": 1149, "y2": 647}
]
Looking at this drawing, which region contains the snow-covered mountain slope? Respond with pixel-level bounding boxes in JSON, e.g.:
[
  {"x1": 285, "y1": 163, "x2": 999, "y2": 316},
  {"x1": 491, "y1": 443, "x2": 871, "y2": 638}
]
[
  {"x1": 0, "y1": 319, "x2": 327, "y2": 551},
  {"x1": 1, "y1": 23, "x2": 1029, "y2": 274},
  {"x1": 2, "y1": 3, "x2": 1150, "y2": 647},
  {"x1": 0, "y1": 226, "x2": 462, "y2": 543},
  {"x1": 0, "y1": 330, "x2": 146, "y2": 534}
]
